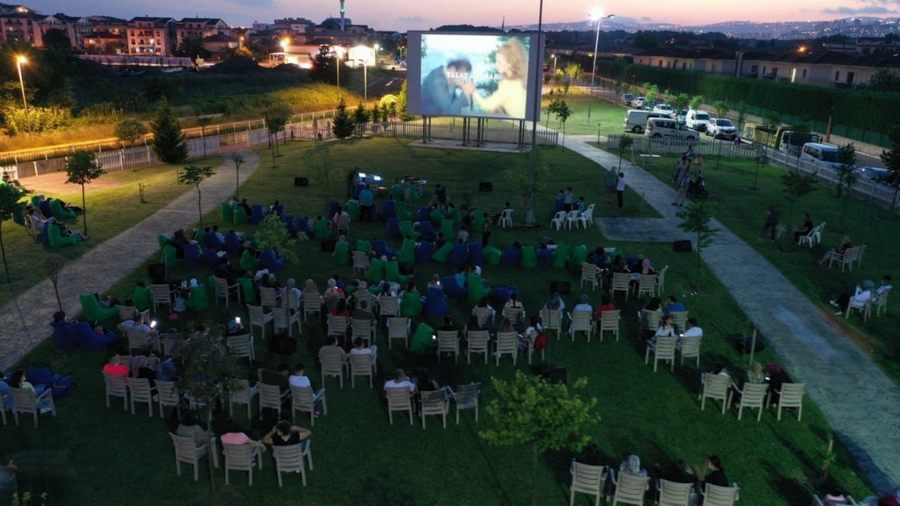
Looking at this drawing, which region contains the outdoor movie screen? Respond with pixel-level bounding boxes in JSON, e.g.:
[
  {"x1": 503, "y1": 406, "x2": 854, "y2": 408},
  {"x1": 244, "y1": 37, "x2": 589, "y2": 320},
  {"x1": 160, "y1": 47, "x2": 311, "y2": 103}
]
[{"x1": 406, "y1": 32, "x2": 542, "y2": 121}]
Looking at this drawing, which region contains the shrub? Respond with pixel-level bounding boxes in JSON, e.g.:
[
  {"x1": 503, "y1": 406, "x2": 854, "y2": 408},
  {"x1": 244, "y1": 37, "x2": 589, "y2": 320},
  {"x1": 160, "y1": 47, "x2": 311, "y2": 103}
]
[{"x1": 2, "y1": 106, "x2": 72, "y2": 135}]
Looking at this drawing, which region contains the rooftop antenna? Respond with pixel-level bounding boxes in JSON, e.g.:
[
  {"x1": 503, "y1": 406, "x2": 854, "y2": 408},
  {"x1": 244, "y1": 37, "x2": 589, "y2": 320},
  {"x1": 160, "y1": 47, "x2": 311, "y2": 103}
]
[{"x1": 339, "y1": 0, "x2": 346, "y2": 32}]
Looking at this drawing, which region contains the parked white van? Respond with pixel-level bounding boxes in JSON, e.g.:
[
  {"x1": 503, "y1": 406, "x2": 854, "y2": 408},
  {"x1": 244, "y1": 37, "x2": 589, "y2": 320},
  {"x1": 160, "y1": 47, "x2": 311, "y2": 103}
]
[
  {"x1": 645, "y1": 118, "x2": 700, "y2": 141},
  {"x1": 624, "y1": 110, "x2": 668, "y2": 134},
  {"x1": 685, "y1": 110, "x2": 711, "y2": 132},
  {"x1": 799, "y1": 142, "x2": 843, "y2": 171}
]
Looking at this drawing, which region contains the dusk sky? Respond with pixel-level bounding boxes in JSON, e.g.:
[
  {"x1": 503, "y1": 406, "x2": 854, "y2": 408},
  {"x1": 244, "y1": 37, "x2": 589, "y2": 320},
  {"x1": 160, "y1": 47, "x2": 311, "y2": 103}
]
[{"x1": 30, "y1": 0, "x2": 900, "y2": 30}]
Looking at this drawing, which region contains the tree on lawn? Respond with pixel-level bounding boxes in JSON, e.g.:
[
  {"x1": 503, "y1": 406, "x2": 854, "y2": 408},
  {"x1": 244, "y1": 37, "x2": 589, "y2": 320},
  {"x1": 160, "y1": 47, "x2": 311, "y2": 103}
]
[
  {"x1": 781, "y1": 171, "x2": 818, "y2": 228},
  {"x1": 689, "y1": 95, "x2": 704, "y2": 111},
  {"x1": 65, "y1": 151, "x2": 106, "y2": 237},
  {"x1": 354, "y1": 102, "x2": 369, "y2": 130},
  {"x1": 480, "y1": 371, "x2": 599, "y2": 505},
  {"x1": 229, "y1": 152, "x2": 245, "y2": 197},
  {"x1": 554, "y1": 100, "x2": 573, "y2": 146},
  {"x1": 713, "y1": 100, "x2": 729, "y2": 119},
  {"x1": 151, "y1": 100, "x2": 188, "y2": 164},
  {"x1": 677, "y1": 202, "x2": 718, "y2": 289},
  {"x1": 562, "y1": 63, "x2": 581, "y2": 95},
  {"x1": 265, "y1": 103, "x2": 291, "y2": 157},
  {"x1": 397, "y1": 79, "x2": 413, "y2": 120},
  {"x1": 114, "y1": 118, "x2": 147, "y2": 148},
  {"x1": 256, "y1": 214, "x2": 303, "y2": 266},
  {"x1": 673, "y1": 93, "x2": 690, "y2": 123},
  {"x1": 836, "y1": 143, "x2": 857, "y2": 230},
  {"x1": 879, "y1": 126, "x2": 900, "y2": 214},
  {"x1": 178, "y1": 165, "x2": 216, "y2": 226},
  {"x1": 0, "y1": 184, "x2": 26, "y2": 283},
  {"x1": 332, "y1": 98, "x2": 356, "y2": 139},
  {"x1": 617, "y1": 135, "x2": 634, "y2": 172}
]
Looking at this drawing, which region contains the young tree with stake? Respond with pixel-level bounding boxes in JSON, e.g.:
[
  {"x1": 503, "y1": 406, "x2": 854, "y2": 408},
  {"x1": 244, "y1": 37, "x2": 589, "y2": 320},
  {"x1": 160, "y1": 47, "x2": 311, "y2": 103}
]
[
  {"x1": 229, "y1": 153, "x2": 244, "y2": 197},
  {"x1": 677, "y1": 203, "x2": 719, "y2": 289},
  {"x1": 178, "y1": 165, "x2": 216, "y2": 226},
  {"x1": 0, "y1": 184, "x2": 26, "y2": 284},
  {"x1": 65, "y1": 151, "x2": 106, "y2": 237}
]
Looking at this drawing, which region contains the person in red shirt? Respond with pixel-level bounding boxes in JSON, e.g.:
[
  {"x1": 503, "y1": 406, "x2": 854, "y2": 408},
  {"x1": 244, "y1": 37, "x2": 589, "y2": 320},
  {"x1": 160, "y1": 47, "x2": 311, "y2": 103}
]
[{"x1": 594, "y1": 295, "x2": 616, "y2": 320}]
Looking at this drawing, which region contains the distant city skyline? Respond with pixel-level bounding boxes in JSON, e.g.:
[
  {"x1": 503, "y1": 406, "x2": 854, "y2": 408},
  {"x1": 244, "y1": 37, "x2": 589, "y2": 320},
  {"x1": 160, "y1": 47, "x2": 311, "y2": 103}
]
[{"x1": 25, "y1": 0, "x2": 900, "y2": 31}]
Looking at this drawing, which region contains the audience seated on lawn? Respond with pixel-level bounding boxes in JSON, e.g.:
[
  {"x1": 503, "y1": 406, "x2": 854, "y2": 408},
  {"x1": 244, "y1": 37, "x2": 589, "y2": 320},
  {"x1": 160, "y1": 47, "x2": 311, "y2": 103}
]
[
  {"x1": 662, "y1": 295, "x2": 686, "y2": 316},
  {"x1": 384, "y1": 369, "x2": 417, "y2": 394},
  {"x1": 544, "y1": 292, "x2": 566, "y2": 312},
  {"x1": 654, "y1": 315, "x2": 676, "y2": 340},
  {"x1": 350, "y1": 338, "x2": 377, "y2": 364},
  {"x1": 176, "y1": 410, "x2": 209, "y2": 447},
  {"x1": 51, "y1": 311, "x2": 118, "y2": 352},
  {"x1": 818, "y1": 235, "x2": 853, "y2": 265},
  {"x1": 793, "y1": 213, "x2": 815, "y2": 244},
  {"x1": 594, "y1": 295, "x2": 616, "y2": 320},
  {"x1": 263, "y1": 420, "x2": 311, "y2": 448},
  {"x1": 619, "y1": 454, "x2": 648, "y2": 477},
  {"x1": 829, "y1": 275, "x2": 891, "y2": 314}
]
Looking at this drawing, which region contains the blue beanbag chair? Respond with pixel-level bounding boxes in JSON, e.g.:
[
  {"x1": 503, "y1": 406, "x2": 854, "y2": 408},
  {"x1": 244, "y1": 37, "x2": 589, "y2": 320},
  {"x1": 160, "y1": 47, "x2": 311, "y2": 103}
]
[
  {"x1": 50, "y1": 320, "x2": 77, "y2": 353},
  {"x1": 416, "y1": 221, "x2": 436, "y2": 242},
  {"x1": 467, "y1": 242, "x2": 485, "y2": 267},
  {"x1": 500, "y1": 246, "x2": 522, "y2": 267},
  {"x1": 416, "y1": 242, "x2": 435, "y2": 263},
  {"x1": 203, "y1": 249, "x2": 227, "y2": 269},
  {"x1": 57, "y1": 320, "x2": 117, "y2": 352},
  {"x1": 372, "y1": 239, "x2": 395, "y2": 259},
  {"x1": 26, "y1": 367, "x2": 75, "y2": 400},
  {"x1": 225, "y1": 231, "x2": 243, "y2": 256},
  {"x1": 296, "y1": 217, "x2": 313, "y2": 238},
  {"x1": 272, "y1": 203, "x2": 284, "y2": 216},
  {"x1": 449, "y1": 243, "x2": 469, "y2": 267},
  {"x1": 206, "y1": 232, "x2": 226, "y2": 251},
  {"x1": 382, "y1": 200, "x2": 396, "y2": 221},
  {"x1": 490, "y1": 286, "x2": 517, "y2": 305},
  {"x1": 441, "y1": 275, "x2": 467, "y2": 300},
  {"x1": 537, "y1": 247, "x2": 554, "y2": 267},
  {"x1": 184, "y1": 243, "x2": 202, "y2": 270},
  {"x1": 416, "y1": 207, "x2": 431, "y2": 222},
  {"x1": 251, "y1": 204, "x2": 266, "y2": 225},
  {"x1": 261, "y1": 249, "x2": 285, "y2": 272},
  {"x1": 281, "y1": 214, "x2": 298, "y2": 237},
  {"x1": 386, "y1": 218, "x2": 401, "y2": 240},
  {"x1": 424, "y1": 286, "x2": 450, "y2": 319}
]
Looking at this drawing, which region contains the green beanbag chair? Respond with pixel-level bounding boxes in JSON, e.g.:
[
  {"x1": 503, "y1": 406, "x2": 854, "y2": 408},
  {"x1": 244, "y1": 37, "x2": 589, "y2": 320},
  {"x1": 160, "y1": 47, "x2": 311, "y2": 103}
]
[
  {"x1": 390, "y1": 184, "x2": 405, "y2": 201},
  {"x1": 521, "y1": 246, "x2": 538, "y2": 268},
  {"x1": 188, "y1": 282, "x2": 209, "y2": 311},
  {"x1": 50, "y1": 200, "x2": 76, "y2": 221},
  {"x1": 355, "y1": 239, "x2": 372, "y2": 254},
  {"x1": 429, "y1": 207, "x2": 444, "y2": 223},
  {"x1": 467, "y1": 273, "x2": 490, "y2": 304},
  {"x1": 484, "y1": 246, "x2": 502, "y2": 266},
  {"x1": 385, "y1": 260, "x2": 407, "y2": 283},
  {"x1": 552, "y1": 244, "x2": 571, "y2": 268},
  {"x1": 221, "y1": 203, "x2": 234, "y2": 224},
  {"x1": 571, "y1": 245, "x2": 588, "y2": 265},
  {"x1": 314, "y1": 219, "x2": 333, "y2": 241},
  {"x1": 448, "y1": 207, "x2": 461, "y2": 226},
  {"x1": 410, "y1": 322, "x2": 434, "y2": 354},
  {"x1": 440, "y1": 219, "x2": 455, "y2": 241},
  {"x1": 161, "y1": 245, "x2": 178, "y2": 266},
  {"x1": 398, "y1": 239, "x2": 416, "y2": 265},
  {"x1": 346, "y1": 199, "x2": 360, "y2": 220},
  {"x1": 432, "y1": 242, "x2": 453, "y2": 263},
  {"x1": 133, "y1": 285, "x2": 151, "y2": 311},
  {"x1": 47, "y1": 224, "x2": 78, "y2": 248},
  {"x1": 401, "y1": 291, "x2": 423, "y2": 317},
  {"x1": 79, "y1": 294, "x2": 118, "y2": 322},
  {"x1": 472, "y1": 210, "x2": 484, "y2": 232},
  {"x1": 367, "y1": 258, "x2": 386, "y2": 283},
  {"x1": 396, "y1": 202, "x2": 413, "y2": 221},
  {"x1": 399, "y1": 220, "x2": 420, "y2": 240},
  {"x1": 233, "y1": 205, "x2": 249, "y2": 225},
  {"x1": 240, "y1": 250, "x2": 259, "y2": 272},
  {"x1": 31, "y1": 196, "x2": 41, "y2": 207},
  {"x1": 332, "y1": 241, "x2": 350, "y2": 265},
  {"x1": 238, "y1": 277, "x2": 257, "y2": 304}
]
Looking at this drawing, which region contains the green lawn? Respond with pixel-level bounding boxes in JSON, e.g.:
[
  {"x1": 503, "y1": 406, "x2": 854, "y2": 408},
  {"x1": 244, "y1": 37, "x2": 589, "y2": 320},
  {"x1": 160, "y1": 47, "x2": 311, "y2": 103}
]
[
  {"x1": 0, "y1": 159, "x2": 219, "y2": 307},
  {"x1": 541, "y1": 92, "x2": 629, "y2": 138},
  {"x1": 0, "y1": 139, "x2": 871, "y2": 504},
  {"x1": 634, "y1": 153, "x2": 900, "y2": 383}
]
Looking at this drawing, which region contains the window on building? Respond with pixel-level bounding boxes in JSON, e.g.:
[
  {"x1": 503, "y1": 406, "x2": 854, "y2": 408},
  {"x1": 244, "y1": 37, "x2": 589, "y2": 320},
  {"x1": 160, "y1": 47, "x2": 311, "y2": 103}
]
[
  {"x1": 802, "y1": 69, "x2": 807, "y2": 79},
  {"x1": 762, "y1": 66, "x2": 767, "y2": 75},
  {"x1": 835, "y1": 71, "x2": 840, "y2": 81},
  {"x1": 846, "y1": 72, "x2": 854, "y2": 84},
  {"x1": 750, "y1": 65, "x2": 758, "y2": 74},
  {"x1": 658, "y1": 60, "x2": 663, "y2": 67},
  {"x1": 682, "y1": 62, "x2": 687, "y2": 70}
]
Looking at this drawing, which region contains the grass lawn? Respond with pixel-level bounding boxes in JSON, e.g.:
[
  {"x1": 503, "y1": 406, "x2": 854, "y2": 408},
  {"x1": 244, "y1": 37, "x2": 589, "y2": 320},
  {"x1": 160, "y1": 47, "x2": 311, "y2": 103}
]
[
  {"x1": 0, "y1": 139, "x2": 871, "y2": 504},
  {"x1": 541, "y1": 92, "x2": 629, "y2": 138},
  {"x1": 633, "y1": 153, "x2": 900, "y2": 384},
  {"x1": 0, "y1": 158, "x2": 219, "y2": 307}
]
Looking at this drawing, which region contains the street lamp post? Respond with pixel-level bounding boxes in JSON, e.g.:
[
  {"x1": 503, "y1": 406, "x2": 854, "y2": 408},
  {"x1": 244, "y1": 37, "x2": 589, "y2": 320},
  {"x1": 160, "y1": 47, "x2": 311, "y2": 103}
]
[
  {"x1": 587, "y1": 9, "x2": 614, "y2": 120},
  {"x1": 280, "y1": 38, "x2": 289, "y2": 64},
  {"x1": 551, "y1": 54, "x2": 557, "y2": 74},
  {"x1": 362, "y1": 60, "x2": 368, "y2": 102},
  {"x1": 526, "y1": 0, "x2": 545, "y2": 226},
  {"x1": 15, "y1": 55, "x2": 27, "y2": 111}
]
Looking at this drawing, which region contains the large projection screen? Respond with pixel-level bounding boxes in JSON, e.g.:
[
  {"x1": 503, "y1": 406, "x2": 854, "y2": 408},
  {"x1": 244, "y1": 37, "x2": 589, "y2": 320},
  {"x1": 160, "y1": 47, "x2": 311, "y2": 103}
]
[{"x1": 406, "y1": 32, "x2": 543, "y2": 121}]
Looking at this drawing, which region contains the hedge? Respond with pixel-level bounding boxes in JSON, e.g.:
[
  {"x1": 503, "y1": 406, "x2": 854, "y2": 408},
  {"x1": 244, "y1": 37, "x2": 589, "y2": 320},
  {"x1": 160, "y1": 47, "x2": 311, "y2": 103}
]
[{"x1": 596, "y1": 59, "x2": 900, "y2": 138}]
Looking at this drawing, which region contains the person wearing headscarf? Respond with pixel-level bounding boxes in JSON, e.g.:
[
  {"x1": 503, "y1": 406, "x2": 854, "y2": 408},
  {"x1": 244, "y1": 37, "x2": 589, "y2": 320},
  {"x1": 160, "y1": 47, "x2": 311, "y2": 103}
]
[{"x1": 619, "y1": 454, "x2": 648, "y2": 477}]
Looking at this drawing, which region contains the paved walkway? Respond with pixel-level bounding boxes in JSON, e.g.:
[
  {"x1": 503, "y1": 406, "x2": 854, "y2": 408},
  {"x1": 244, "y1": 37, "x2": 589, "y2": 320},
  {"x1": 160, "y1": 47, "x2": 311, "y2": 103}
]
[
  {"x1": 565, "y1": 134, "x2": 900, "y2": 493},
  {"x1": 0, "y1": 151, "x2": 261, "y2": 369}
]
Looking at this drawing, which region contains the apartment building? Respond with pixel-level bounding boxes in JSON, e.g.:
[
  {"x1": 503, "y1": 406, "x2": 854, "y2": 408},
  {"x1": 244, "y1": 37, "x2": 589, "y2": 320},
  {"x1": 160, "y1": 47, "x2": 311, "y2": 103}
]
[
  {"x1": 127, "y1": 16, "x2": 175, "y2": 56},
  {"x1": 175, "y1": 17, "x2": 228, "y2": 47}
]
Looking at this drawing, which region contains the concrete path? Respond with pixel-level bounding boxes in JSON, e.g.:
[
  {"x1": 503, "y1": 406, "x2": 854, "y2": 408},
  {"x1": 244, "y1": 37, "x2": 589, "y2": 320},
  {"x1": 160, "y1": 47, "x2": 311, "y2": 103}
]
[
  {"x1": 0, "y1": 151, "x2": 260, "y2": 369},
  {"x1": 565, "y1": 134, "x2": 900, "y2": 493}
]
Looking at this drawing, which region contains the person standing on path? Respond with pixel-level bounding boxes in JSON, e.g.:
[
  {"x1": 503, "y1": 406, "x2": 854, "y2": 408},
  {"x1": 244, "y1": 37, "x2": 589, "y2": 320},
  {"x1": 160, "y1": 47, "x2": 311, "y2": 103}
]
[{"x1": 616, "y1": 172, "x2": 626, "y2": 209}]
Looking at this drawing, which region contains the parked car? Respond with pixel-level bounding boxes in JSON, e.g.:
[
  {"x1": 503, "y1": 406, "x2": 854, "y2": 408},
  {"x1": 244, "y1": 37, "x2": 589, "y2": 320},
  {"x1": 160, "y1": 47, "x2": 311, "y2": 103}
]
[
  {"x1": 800, "y1": 142, "x2": 842, "y2": 171},
  {"x1": 623, "y1": 110, "x2": 668, "y2": 134},
  {"x1": 652, "y1": 103, "x2": 675, "y2": 117},
  {"x1": 707, "y1": 118, "x2": 738, "y2": 140},
  {"x1": 645, "y1": 118, "x2": 700, "y2": 142},
  {"x1": 632, "y1": 96, "x2": 646, "y2": 109},
  {"x1": 858, "y1": 166, "x2": 893, "y2": 185},
  {"x1": 685, "y1": 110, "x2": 712, "y2": 132},
  {"x1": 623, "y1": 93, "x2": 634, "y2": 106},
  {"x1": 675, "y1": 109, "x2": 688, "y2": 124}
]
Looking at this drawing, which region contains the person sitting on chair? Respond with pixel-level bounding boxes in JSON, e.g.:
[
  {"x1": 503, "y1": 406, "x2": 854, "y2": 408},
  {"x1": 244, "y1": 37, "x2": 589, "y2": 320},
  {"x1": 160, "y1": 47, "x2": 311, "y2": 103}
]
[
  {"x1": 793, "y1": 213, "x2": 814, "y2": 244},
  {"x1": 662, "y1": 295, "x2": 686, "y2": 316},
  {"x1": 263, "y1": 420, "x2": 311, "y2": 448},
  {"x1": 819, "y1": 235, "x2": 853, "y2": 265},
  {"x1": 829, "y1": 278, "x2": 881, "y2": 314}
]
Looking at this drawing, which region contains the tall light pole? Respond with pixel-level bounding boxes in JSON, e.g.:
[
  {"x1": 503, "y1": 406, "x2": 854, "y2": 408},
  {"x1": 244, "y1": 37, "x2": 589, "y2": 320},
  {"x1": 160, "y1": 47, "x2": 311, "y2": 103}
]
[
  {"x1": 15, "y1": 55, "x2": 27, "y2": 111},
  {"x1": 527, "y1": 0, "x2": 545, "y2": 226},
  {"x1": 280, "y1": 38, "x2": 289, "y2": 64},
  {"x1": 362, "y1": 59, "x2": 368, "y2": 102},
  {"x1": 587, "y1": 9, "x2": 614, "y2": 120},
  {"x1": 551, "y1": 54, "x2": 557, "y2": 73}
]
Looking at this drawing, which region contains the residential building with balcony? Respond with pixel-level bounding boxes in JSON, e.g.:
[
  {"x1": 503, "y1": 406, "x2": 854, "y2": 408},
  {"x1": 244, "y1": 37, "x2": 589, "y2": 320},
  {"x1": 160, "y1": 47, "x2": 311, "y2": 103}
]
[
  {"x1": 127, "y1": 16, "x2": 175, "y2": 56},
  {"x1": 175, "y1": 17, "x2": 228, "y2": 47}
]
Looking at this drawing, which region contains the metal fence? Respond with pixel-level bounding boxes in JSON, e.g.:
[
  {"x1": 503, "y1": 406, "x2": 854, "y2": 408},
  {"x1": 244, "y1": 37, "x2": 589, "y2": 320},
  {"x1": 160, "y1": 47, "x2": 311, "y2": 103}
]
[
  {"x1": 606, "y1": 133, "x2": 899, "y2": 209},
  {"x1": 15, "y1": 119, "x2": 558, "y2": 178}
]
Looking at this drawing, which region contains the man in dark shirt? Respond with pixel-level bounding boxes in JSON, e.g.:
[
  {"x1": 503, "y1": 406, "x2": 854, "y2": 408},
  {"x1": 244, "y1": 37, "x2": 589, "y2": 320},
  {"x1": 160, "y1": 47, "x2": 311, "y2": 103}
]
[
  {"x1": 698, "y1": 455, "x2": 729, "y2": 489},
  {"x1": 258, "y1": 364, "x2": 290, "y2": 395}
]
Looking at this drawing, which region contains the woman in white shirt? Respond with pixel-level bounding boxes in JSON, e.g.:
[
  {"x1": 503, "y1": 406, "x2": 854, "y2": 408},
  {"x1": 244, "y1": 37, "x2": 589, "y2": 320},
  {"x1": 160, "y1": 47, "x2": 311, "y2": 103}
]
[{"x1": 653, "y1": 315, "x2": 676, "y2": 342}]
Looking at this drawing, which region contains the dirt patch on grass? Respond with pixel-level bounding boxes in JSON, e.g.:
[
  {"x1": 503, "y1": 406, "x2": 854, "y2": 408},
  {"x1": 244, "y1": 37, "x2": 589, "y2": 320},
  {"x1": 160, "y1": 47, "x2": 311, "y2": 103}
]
[{"x1": 23, "y1": 172, "x2": 124, "y2": 196}]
